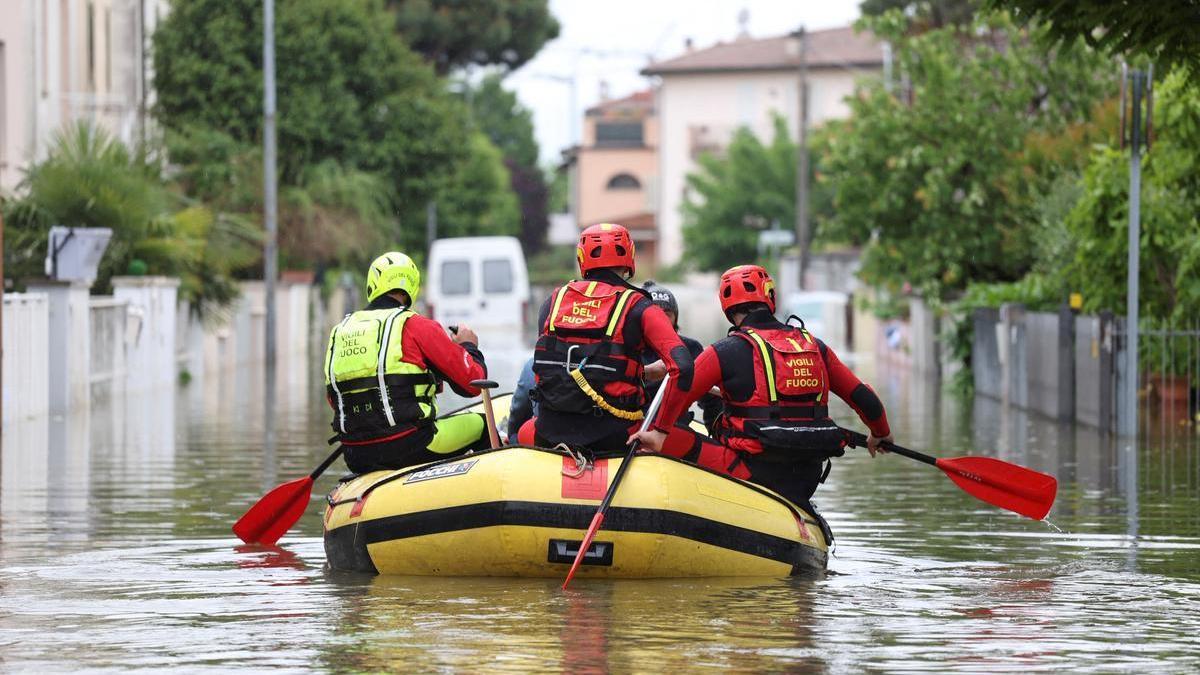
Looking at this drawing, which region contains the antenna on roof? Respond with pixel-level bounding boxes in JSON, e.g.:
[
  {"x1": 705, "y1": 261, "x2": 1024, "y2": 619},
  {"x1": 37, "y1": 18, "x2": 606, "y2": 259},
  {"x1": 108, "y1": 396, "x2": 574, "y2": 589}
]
[{"x1": 737, "y1": 8, "x2": 750, "y2": 39}]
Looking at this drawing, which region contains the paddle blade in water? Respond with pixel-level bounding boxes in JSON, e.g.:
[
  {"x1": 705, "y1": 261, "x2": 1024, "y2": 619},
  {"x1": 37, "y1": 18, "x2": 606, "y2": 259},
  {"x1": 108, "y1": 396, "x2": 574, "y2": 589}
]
[
  {"x1": 562, "y1": 511, "x2": 605, "y2": 590},
  {"x1": 935, "y1": 456, "x2": 1057, "y2": 520},
  {"x1": 232, "y1": 476, "x2": 314, "y2": 545}
]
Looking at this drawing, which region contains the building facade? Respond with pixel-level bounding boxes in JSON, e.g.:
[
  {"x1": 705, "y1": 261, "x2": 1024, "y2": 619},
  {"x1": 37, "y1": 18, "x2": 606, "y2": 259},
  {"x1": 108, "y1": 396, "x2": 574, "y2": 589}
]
[
  {"x1": 0, "y1": 0, "x2": 164, "y2": 191},
  {"x1": 643, "y1": 27, "x2": 884, "y2": 266},
  {"x1": 572, "y1": 89, "x2": 660, "y2": 274}
]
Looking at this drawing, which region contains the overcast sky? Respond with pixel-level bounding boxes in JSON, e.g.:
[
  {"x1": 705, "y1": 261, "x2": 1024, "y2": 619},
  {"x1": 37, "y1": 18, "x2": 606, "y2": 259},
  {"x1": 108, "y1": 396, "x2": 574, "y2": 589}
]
[{"x1": 507, "y1": 0, "x2": 864, "y2": 165}]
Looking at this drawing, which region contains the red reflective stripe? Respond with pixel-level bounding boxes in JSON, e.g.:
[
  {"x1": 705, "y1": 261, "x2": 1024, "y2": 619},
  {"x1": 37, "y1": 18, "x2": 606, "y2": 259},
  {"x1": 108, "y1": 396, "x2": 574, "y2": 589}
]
[
  {"x1": 350, "y1": 496, "x2": 367, "y2": 518},
  {"x1": 338, "y1": 426, "x2": 418, "y2": 446}
]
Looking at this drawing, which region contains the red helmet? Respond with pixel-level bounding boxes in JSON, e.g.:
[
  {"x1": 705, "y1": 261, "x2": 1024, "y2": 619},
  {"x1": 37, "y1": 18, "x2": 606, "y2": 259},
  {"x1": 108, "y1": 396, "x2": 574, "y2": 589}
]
[
  {"x1": 577, "y1": 223, "x2": 636, "y2": 276},
  {"x1": 719, "y1": 264, "x2": 776, "y2": 314}
]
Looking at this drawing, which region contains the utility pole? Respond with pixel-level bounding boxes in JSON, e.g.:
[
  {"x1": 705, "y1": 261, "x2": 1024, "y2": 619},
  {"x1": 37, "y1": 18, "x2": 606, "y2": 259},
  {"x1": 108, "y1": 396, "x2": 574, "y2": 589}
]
[
  {"x1": 426, "y1": 201, "x2": 438, "y2": 257},
  {"x1": 1122, "y1": 66, "x2": 1149, "y2": 438},
  {"x1": 263, "y1": 0, "x2": 279, "y2": 453},
  {"x1": 792, "y1": 26, "x2": 810, "y2": 291}
]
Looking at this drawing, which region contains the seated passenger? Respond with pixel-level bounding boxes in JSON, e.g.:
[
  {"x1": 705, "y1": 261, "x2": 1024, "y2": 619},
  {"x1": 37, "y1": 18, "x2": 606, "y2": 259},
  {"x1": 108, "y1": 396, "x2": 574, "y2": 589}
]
[
  {"x1": 324, "y1": 252, "x2": 490, "y2": 474},
  {"x1": 632, "y1": 265, "x2": 892, "y2": 512},
  {"x1": 523, "y1": 223, "x2": 693, "y2": 454}
]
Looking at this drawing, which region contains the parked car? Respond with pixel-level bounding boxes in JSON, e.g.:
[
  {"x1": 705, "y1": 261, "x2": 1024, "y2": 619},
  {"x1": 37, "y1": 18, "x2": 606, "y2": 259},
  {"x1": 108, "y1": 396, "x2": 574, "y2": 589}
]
[
  {"x1": 777, "y1": 291, "x2": 850, "y2": 353},
  {"x1": 425, "y1": 236, "x2": 530, "y2": 346}
]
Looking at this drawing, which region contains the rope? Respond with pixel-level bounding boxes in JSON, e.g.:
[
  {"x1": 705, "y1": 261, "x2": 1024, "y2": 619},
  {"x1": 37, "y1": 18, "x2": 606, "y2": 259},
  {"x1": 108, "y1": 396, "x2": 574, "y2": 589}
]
[{"x1": 570, "y1": 369, "x2": 644, "y2": 421}]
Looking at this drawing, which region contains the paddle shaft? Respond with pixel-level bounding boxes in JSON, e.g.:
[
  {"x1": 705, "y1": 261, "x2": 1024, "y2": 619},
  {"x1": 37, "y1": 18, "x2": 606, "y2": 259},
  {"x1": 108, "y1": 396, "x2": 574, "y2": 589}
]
[
  {"x1": 562, "y1": 375, "x2": 670, "y2": 588},
  {"x1": 845, "y1": 430, "x2": 935, "y2": 466},
  {"x1": 310, "y1": 446, "x2": 344, "y2": 480},
  {"x1": 477, "y1": 386, "x2": 501, "y2": 449}
]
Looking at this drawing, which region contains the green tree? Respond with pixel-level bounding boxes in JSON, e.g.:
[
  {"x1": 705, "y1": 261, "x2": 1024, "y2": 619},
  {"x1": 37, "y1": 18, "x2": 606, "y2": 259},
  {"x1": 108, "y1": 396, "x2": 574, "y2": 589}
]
[
  {"x1": 390, "y1": 0, "x2": 560, "y2": 74},
  {"x1": 859, "y1": 0, "x2": 979, "y2": 29},
  {"x1": 463, "y1": 73, "x2": 539, "y2": 170},
  {"x1": 680, "y1": 115, "x2": 845, "y2": 273},
  {"x1": 153, "y1": 0, "x2": 470, "y2": 227},
  {"x1": 1, "y1": 123, "x2": 254, "y2": 310},
  {"x1": 434, "y1": 131, "x2": 520, "y2": 239},
  {"x1": 987, "y1": 0, "x2": 1200, "y2": 72},
  {"x1": 1062, "y1": 71, "x2": 1200, "y2": 321},
  {"x1": 820, "y1": 11, "x2": 1112, "y2": 302},
  {"x1": 682, "y1": 116, "x2": 797, "y2": 272},
  {"x1": 460, "y1": 72, "x2": 548, "y2": 252}
]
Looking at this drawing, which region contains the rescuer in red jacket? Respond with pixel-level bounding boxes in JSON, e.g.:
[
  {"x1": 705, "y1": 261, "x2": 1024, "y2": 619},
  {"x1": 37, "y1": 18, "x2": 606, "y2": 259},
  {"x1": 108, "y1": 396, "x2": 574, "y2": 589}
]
[
  {"x1": 524, "y1": 223, "x2": 694, "y2": 454},
  {"x1": 632, "y1": 264, "x2": 892, "y2": 511}
]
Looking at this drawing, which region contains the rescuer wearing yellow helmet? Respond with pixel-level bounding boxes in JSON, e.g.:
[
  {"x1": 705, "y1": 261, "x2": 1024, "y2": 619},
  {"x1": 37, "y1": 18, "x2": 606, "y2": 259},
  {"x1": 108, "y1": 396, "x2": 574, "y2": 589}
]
[{"x1": 324, "y1": 252, "x2": 490, "y2": 473}]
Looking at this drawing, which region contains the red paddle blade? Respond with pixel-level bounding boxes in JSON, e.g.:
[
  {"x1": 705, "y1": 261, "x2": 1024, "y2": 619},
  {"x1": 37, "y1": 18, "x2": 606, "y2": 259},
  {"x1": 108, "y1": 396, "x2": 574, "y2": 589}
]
[
  {"x1": 935, "y1": 456, "x2": 1058, "y2": 520},
  {"x1": 562, "y1": 511, "x2": 606, "y2": 589},
  {"x1": 232, "y1": 476, "x2": 315, "y2": 545}
]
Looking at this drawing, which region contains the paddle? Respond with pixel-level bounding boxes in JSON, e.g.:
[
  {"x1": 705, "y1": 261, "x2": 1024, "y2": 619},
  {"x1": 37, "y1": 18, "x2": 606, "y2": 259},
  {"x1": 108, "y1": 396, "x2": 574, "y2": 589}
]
[
  {"x1": 232, "y1": 446, "x2": 343, "y2": 545},
  {"x1": 844, "y1": 430, "x2": 1057, "y2": 520},
  {"x1": 562, "y1": 375, "x2": 671, "y2": 589},
  {"x1": 471, "y1": 379, "x2": 503, "y2": 449}
]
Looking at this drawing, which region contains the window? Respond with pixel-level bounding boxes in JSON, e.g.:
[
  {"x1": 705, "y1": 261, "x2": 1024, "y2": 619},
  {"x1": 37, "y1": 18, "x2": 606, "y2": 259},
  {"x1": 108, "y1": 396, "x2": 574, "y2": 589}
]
[
  {"x1": 482, "y1": 259, "x2": 514, "y2": 293},
  {"x1": 606, "y1": 173, "x2": 641, "y2": 190},
  {"x1": 595, "y1": 122, "x2": 643, "y2": 147},
  {"x1": 440, "y1": 260, "x2": 471, "y2": 296}
]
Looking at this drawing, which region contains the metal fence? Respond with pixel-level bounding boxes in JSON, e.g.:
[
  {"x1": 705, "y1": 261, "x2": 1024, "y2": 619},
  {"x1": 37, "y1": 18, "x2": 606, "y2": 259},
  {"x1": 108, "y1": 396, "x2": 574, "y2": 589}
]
[
  {"x1": 1126, "y1": 322, "x2": 1200, "y2": 445},
  {"x1": 973, "y1": 306, "x2": 1200, "y2": 439}
]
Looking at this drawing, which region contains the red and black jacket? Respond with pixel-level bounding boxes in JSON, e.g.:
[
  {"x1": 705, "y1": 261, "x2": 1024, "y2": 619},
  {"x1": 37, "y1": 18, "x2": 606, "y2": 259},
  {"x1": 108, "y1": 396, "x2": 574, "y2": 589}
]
[
  {"x1": 532, "y1": 270, "x2": 693, "y2": 447},
  {"x1": 657, "y1": 309, "x2": 890, "y2": 460},
  {"x1": 533, "y1": 278, "x2": 647, "y2": 415}
]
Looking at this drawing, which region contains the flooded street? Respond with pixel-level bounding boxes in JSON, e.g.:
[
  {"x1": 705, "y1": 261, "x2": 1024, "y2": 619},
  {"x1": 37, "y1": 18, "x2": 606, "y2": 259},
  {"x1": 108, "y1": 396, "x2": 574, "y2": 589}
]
[{"x1": 2, "y1": 348, "x2": 1199, "y2": 672}]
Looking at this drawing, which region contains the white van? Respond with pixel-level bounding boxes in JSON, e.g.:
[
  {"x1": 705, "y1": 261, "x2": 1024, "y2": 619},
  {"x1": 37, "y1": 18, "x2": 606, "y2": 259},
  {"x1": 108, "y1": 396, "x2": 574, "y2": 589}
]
[{"x1": 425, "y1": 236, "x2": 530, "y2": 344}]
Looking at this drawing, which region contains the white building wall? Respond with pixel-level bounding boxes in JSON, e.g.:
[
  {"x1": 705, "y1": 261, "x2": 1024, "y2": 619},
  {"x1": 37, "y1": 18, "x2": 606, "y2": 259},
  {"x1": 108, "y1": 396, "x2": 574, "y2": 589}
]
[
  {"x1": 0, "y1": 0, "x2": 165, "y2": 190},
  {"x1": 655, "y1": 67, "x2": 875, "y2": 266}
]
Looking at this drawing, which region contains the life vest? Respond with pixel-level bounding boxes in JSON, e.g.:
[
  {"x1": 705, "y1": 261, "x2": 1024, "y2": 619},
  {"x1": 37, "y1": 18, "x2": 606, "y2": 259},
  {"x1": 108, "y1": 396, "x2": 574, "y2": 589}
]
[
  {"x1": 324, "y1": 308, "x2": 438, "y2": 444},
  {"x1": 532, "y1": 280, "x2": 648, "y2": 421},
  {"x1": 715, "y1": 326, "x2": 846, "y2": 459}
]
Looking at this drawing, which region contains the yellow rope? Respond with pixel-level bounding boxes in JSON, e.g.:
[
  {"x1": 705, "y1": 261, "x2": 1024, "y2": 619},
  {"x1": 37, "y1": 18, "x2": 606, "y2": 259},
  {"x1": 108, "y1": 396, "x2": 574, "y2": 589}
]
[{"x1": 570, "y1": 368, "x2": 644, "y2": 421}]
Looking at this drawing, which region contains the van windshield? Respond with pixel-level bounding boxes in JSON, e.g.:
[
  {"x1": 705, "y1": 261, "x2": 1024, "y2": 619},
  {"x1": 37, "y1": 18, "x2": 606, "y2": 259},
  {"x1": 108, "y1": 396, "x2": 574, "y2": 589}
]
[
  {"x1": 440, "y1": 260, "x2": 471, "y2": 295},
  {"x1": 483, "y1": 259, "x2": 514, "y2": 293}
]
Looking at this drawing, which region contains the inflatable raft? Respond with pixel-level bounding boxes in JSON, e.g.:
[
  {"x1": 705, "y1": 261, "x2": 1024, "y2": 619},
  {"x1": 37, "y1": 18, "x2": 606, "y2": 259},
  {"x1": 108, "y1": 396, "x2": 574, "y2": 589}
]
[{"x1": 323, "y1": 396, "x2": 829, "y2": 578}]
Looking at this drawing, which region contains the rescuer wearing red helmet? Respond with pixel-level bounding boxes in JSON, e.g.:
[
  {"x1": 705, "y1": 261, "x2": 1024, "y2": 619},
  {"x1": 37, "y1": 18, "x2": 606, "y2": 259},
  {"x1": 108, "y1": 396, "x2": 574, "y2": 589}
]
[
  {"x1": 523, "y1": 223, "x2": 694, "y2": 453},
  {"x1": 632, "y1": 264, "x2": 892, "y2": 513}
]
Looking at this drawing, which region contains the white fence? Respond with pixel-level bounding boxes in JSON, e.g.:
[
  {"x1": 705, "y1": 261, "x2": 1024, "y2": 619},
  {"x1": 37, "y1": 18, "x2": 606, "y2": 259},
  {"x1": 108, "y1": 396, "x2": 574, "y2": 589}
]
[
  {"x1": 3, "y1": 278, "x2": 324, "y2": 424},
  {"x1": 2, "y1": 293, "x2": 50, "y2": 421},
  {"x1": 89, "y1": 298, "x2": 130, "y2": 395}
]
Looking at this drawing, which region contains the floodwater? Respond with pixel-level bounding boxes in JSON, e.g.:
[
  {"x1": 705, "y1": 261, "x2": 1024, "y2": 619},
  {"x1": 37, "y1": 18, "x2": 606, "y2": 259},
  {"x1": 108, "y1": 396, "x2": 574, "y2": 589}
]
[{"x1": 2, "y1": 348, "x2": 1199, "y2": 672}]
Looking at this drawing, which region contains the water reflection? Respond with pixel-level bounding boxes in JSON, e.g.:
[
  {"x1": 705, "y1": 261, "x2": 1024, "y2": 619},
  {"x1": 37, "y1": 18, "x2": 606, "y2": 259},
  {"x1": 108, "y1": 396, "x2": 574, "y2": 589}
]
[{"x1": 1, "y1": 353, "x2": 1199, "y2": 670}]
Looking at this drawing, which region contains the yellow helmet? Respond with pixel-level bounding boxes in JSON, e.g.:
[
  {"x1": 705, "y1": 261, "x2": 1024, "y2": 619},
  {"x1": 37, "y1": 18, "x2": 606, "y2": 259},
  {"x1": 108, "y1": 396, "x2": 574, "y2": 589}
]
[{"x1": 365, "y1": 252, "x2": 421, "y2": 304}]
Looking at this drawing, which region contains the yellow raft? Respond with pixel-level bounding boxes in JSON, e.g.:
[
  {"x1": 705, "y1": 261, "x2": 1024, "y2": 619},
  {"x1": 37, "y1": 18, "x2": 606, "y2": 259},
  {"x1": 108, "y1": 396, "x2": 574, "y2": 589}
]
[{"x1": 323, "y1": 397, "x2": 830, "y2": 578}]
